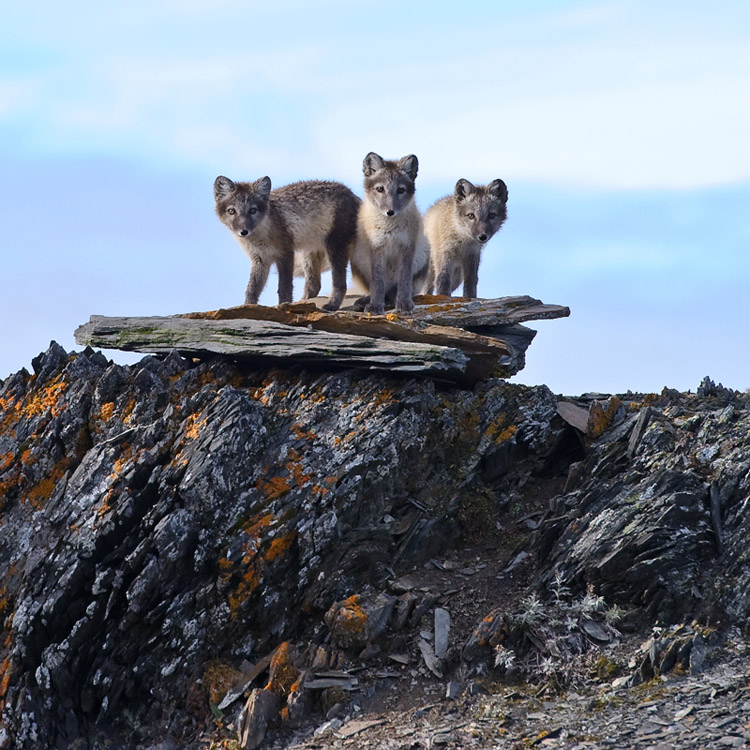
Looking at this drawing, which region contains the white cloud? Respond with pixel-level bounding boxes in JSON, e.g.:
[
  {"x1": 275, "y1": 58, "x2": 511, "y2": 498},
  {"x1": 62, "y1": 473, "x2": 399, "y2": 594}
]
[{"x1": 3, "y1": 3, "x2": 750, "y2": 191}]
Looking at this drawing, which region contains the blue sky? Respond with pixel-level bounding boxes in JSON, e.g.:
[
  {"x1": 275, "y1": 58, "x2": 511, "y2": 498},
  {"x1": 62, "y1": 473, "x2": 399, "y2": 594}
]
[{"x1": 1, "y1": 1, "x2": 748, "y2": 395}]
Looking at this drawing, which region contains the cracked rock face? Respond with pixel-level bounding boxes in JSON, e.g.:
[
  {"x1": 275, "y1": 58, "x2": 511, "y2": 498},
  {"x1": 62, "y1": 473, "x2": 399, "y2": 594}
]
[
  {"x1": 0, "y1": 343, "x2": 562, "y2": 748},
  {"x1": 2, "y1": 344, "x2": 748, "y2": 749},
  {"x1": 535, "y1": 384, "x2": 750, "y2": 626}
]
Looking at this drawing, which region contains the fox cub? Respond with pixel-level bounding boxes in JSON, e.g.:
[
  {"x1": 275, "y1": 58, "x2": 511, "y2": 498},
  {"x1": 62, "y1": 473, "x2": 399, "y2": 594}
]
[
  {"x1": 350, "y1": 152, "x2": 429, "y2": 315},
  {"x1": 214, "y1": 176, "x2": 360, "y2": 310},
  {"x1": 423, "y1": 178, "x2": 508, "y2": 298}
]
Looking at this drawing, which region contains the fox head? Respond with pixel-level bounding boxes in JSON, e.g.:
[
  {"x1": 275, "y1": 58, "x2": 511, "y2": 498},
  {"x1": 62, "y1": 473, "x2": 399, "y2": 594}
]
[
  {"x1": 453, "y1": 178, "x2": 508, "y2": 244},
  {"x1": 362, "y1": 152, "x2": 418, "y2": 217},
  {"x1": 214, "y1": 175, "x2": 272, "y2": 238}
]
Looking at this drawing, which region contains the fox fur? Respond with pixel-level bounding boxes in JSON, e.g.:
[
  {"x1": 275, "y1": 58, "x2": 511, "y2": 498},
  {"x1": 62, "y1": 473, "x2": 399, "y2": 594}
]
[
  {"x1": 423, "y1": 178, "x2": 508, "y2": 298},
  {"x1": 349, "y1": 152, "x2": 429, "y2": 315},
  {"x1": 214, "y1": 176, "x2": 360, "y2": 310}
]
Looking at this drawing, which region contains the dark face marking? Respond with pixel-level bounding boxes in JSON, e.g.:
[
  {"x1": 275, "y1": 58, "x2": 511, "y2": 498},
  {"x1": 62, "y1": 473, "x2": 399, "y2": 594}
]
[
  {"x1": 214, "y1": 176, "x2": 272, "y2": 237},
  {"x1": 454, "y1": 179, "x2": 508, "y2": 244},
  {"x1": 363, "y1": 153, "x2": 418, "y2": 217}
]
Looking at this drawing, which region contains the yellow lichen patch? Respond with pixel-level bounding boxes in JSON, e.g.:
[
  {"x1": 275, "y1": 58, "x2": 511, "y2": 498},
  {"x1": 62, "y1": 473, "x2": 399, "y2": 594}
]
[
  {"x1": 203, "y1": 660, "x2": 243, "y2": 705},
  {"x1": 587, "y1": 396, "x2": 622, "y2": 439},
  {"x1": 242, "y1": 513, "x2": 276, "y2": 538},
  {"x1": 0, "y1": 473, "x2": 18, "y2": 507},
  {"x1": 184, "y1": 412, "x2": 208, "y2": 441},
  {"x1": 227, "y1": 560, "x2": 263, "y2": 614},
  {"x1": 100, "y1": 402, "x2": 115, "y2": 423},
  {"x1": 0, "y1": 656, "x2": 11, "y2": 701},
  {"x1": 19, "y1": 375, "x2": 68, "y2": 420},
  {"x1": 258, "y1": 475, "x2": 291, "y2": 500},
  {"x1": 27, "y1": 462, "x2": 67, "y2": 508},
  {"x1": 94, "y1": 489, "x2": 114, "y2": 519},
  {"x1": 331, "y1": 595, "x2": 368, "y2": 639},
  {"x1": 285, "y1": 448, "x2": 312, "y2": 489},
  {"x1": 121, "y1": 397, "x2": 138, "y2": 425},
  {"x1": 485, "y1": 417, "x2": 517, "y2": 444},
  {"x1": 265, "y1": 532, "x2": 295, "y2": 563},
  {"x1": 291, "y1": 424, "x2": 317, "y2": 442},
  {"x1": 265, "y1": 642, "x2": 299, "y2": 696}
]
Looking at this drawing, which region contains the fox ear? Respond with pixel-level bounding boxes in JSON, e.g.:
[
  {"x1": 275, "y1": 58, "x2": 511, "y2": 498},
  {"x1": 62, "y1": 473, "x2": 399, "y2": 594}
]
[
  {"x1": 488, "y1": 179, "x2": 508, "y2": 202},
  {"x1": 363, "y1": 152, "x2": 385, "y2": 176},
  {"x1": 214, "y1": 175, "x2": 235, "y2": 200},
  {"x1": 255, "y1": 176, "x2": 272, "y2": 199},
  {"x1": 454, "y1": 179, "x2": 476, "y2": 202},
  {"x1": 398, "y1": 154, "x2": 418, "y2": 180}
]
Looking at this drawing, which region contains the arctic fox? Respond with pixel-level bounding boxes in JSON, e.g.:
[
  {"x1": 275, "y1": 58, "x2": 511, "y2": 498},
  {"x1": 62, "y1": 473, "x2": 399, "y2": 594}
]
[
  {"x1": 423, "y1": 178, "x2": 508, "y2": 298},
  {"x1": 214, "y1": 176, "x2": 360, "y2": 310},
  {"x1": 349, "y1": 153, "x2": 429, "y2": 315}
]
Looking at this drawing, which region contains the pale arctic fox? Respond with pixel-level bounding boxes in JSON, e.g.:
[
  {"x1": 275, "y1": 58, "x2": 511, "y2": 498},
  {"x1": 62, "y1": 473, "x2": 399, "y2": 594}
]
[
  {"x1": 349, "y1": 153, "x2": 429, "y2": 315},
  {"x1": 423, "y1": 178, "x2": 508, "y2": 298},
  {"x1": 214, "y1": 176, "x2": 360, "y2": 310}
]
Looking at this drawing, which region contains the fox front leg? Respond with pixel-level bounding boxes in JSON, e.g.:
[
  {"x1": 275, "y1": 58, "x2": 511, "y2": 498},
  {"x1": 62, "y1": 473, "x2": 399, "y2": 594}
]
[
  {"x1": 461, "y1": 252, "x2": 481, "y2": 299},
  {"x1": 434, "y1": 259, "x2": 453, "y2": 298},
  {"x1": 365, "y1": 251, "x2": 386, "y2": 315},
  {"x1": 276, "y1": 254, "x2": 294, "y2": 304},
  {"x1": 395, "y1": 247, "x2": 416, "y2": 314},
  {"x1": 324, "y1": 256, "x2": 348, "y2": 312},
  {"x1": 245, "y1": 258, "x2": 271, "y2": 305}
]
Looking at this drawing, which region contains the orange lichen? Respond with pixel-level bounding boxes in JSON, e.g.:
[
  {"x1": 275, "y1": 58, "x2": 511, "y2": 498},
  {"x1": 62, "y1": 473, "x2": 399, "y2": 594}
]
[
  {"x1": 100, "y1": 402, "x2": 115, "y2": 423},
  {"x1": 27, "y1": 462, "x2": 67, "y2": 508},
  {"x1": 265, "y1": 532, "x2": 295, "y2": 562},
  {"x1": 587, "y1": 396, "x2": 622, "y2": 439},
  {"x1": 486, "y1": 418, "x2": 517, "y2": 444},
  {"x1": 20, "y1": 376, "x2": 68, "y2": 419},
  {"x1": 121, "y1": 397, "x2": 138, "y2": 424},
  {"x1": 227, "y1": 561, "x2": 263, "y2": 614},
  {"x1": 286, "y1": 448, "x2": 312, "y2": 488},
  {"x1": 111, "y1": 445, "x2": 133, "y2": 478},
  {"x1": 183, "y1": 412, "x2": 208, "y2": 440},
  {"x1": 258, "y1": 475, "x2": 291, "y2": 500},
  {"x1": 0, "y1": 453, "x2": 13, "y2": 472},
  {"x1": 0, "y1": 656, "x2": 11, "y2": 700},
  {"x1": 266, "y1": 642, "x2": 299, "y2": 696},
  {"x1": 20, "y1": 449, "x2": 33, "y2": 465},
  {"x1": 332, "y1": 595, "x2": 368, "y2": 636}
]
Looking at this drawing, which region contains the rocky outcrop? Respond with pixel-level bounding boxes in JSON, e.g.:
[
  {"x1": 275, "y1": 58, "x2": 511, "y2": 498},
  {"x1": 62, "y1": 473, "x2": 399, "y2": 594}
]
[
  {"x1": 463, "y1": 380, "x2": 750, "y2": 684},
  {"x1": 1, "y1": 340, "x2": 748, "y2": 750},
  {"x1": 0, "y1": 342, "x2": 564, "y2": 748}
]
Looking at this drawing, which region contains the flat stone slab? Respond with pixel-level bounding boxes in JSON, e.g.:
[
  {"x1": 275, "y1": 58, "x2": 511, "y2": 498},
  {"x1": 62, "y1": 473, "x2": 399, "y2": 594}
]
[{"x1": 74, "y1": 295, "x2": 569, "y2": 384}]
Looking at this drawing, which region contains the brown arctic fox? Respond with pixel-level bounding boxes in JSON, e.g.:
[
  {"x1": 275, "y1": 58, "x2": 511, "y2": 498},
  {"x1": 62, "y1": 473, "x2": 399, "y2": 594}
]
[
  {"x1": 423, "y1": 178, "x2": 508, "y2": 298},
  {"x1": 214, "y1": 176, "x2": 360, "y2": 310},
  {"x1": 349, "y1": 152, "x2": 429, "y2": 315}
]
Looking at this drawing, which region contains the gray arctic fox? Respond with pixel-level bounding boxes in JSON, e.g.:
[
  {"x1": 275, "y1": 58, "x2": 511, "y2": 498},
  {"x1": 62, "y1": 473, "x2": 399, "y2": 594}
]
[
  {"x1": 214, "y1": 176, "x2": 360, "y2": 310},
  {"x1": 349, "y1": 152, "x2": 429, "y2": 315},
  {"x1": 423, "y1": 178, "x2": 508, "y2": 298}
]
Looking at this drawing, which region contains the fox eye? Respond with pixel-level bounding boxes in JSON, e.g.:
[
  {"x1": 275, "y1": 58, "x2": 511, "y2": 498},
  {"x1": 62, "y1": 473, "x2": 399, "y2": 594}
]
[
  {"x1": 376, "y1": 186, "x2": 385, "y2": 193},
  {"x1": 226, "y1": 207, "x2": 236, "y2": 215},
  {"x1": 466, "y1": 212, "x2": 475, "y2": 220},
  {"x1": 397, "y1": 186, "x2": 406, "y2": 194},
  {"x1": 249, "y1": 207, "x2": 257, "y2": 214},
  {"x1": 488, "y1": 212, "x2": 496, "y2": 219}
]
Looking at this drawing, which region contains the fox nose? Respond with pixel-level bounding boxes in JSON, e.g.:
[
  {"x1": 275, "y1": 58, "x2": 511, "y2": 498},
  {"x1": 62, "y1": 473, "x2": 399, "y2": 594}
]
[
  {"x1": 239, "y1": 229, "x2": 249, "y2": 237},
  {"x1": 386, "y1": 209, "x2": 395, "y2": 217},
  {"x1": 478, "y1": 233, "x2": 488, "y2": 242}
]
